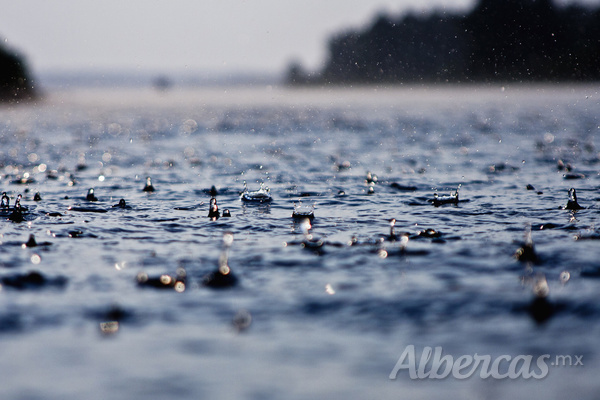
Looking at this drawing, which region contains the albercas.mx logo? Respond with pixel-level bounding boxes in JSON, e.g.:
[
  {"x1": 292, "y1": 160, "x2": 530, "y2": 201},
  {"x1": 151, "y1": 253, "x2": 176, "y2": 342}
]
[{"x1": 389, "y1": 346, "x2": 583, "y2": 380}]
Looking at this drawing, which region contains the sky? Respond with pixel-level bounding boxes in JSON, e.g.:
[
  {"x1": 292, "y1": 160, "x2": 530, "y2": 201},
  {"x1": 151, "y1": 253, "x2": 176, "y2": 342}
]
[{"x1": 1, "y1": 0, "x2": 598, "y2": 76}]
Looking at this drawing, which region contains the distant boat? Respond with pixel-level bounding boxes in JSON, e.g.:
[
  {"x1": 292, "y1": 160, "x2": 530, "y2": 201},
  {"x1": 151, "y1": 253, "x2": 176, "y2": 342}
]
[{"x1": 152, "y1": 75, "x2": 172, "y2": 91}]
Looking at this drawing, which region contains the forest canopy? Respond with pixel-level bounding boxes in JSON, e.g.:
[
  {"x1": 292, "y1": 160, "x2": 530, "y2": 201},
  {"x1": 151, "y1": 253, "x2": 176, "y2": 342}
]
[
  {"x1": 0, "y1": 39, "x2": 36, "y2": 102},
  {"x1": 287, "y1": 0, "x2": 600, "y2": 84}
]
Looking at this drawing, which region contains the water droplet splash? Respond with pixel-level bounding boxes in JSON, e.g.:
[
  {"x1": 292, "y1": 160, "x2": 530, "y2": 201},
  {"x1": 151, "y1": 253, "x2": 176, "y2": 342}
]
[
  {"x1": 86, "y1": 188, "x2": 98, "y2": 202},
  {"x1": 564, "y1": 187, "x2": 583, "y2": 210},
  {"x1": 208, "y1": 197, "x2": 220, "y2": 219},
  {"x1": 292, "y1": 201, "x2": 315, "y2": 221},
  {"x1": 431, "y1": 184, "x2": 461, "y2": 206},
  {"x1": 143, "y1": 176, "x2": 155, "y2": 192},
  {"x1": 241, "y1": 181, "x2": 272, "y2": 203},
  {"x1": 1, "y1": 192, "x2": 9, "y2": 209},
  {"x1": 203, "y1": 232, "x2": 238, "y2": 288},
  {"x1": 514, "y1": 223, "x2": 538, "y2": 263}
]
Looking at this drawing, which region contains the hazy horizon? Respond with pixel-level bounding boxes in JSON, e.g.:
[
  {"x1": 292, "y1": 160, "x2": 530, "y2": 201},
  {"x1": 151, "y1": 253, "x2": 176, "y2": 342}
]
[
  {"x1": 6, "y1": 0, "x2": 596, "y2": 76},
  {"x1": 3, "y1": 0, "x2": 600, "y2": 89},
  {"x1": 2, "y1": 1, "x2": 475, "y2": 76}
]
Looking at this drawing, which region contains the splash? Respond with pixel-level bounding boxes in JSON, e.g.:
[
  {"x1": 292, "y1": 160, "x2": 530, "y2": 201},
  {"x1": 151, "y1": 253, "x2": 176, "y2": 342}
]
[{"x1": 241, "y1": 181, "x2": 272, "y2": 203}]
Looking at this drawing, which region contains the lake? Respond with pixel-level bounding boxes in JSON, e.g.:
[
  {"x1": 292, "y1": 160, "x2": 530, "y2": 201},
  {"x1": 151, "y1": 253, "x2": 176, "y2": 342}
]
[{"x1": 1, "y1": 84, "x2": 599, "y2": 399}]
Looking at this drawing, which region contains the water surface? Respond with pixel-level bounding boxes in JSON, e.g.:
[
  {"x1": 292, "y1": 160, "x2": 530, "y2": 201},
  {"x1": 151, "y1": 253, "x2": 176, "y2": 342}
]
[{"x1": 1, "y1": 84, "x2": 600, "y2": 399}]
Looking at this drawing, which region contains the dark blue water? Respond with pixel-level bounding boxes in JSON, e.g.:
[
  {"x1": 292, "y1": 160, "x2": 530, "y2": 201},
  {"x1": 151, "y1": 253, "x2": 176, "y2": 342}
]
[{"x1": 1, "y1": 85, "x2": 599, "y2": 399}]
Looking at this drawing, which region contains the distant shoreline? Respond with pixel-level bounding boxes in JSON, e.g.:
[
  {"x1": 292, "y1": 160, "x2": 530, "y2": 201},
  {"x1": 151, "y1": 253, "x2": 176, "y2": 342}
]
[
  {"x1": 287, "y1": 0, "x2": 600, "y2": 86},
  {"x1": 34, "y1": 69, "x2": 282, "y2": 91},
  {"x1": 31, "y1": 83, "x2": 599, "y2": 113},
  {"x1": 0, "y1": 42, "x2": 37, "y2": 103}
]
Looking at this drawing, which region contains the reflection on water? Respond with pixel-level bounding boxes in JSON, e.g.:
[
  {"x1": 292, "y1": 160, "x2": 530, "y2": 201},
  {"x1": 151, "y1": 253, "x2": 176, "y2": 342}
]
[{"x1": 0, "y1": 85, "x2": 600, "y2": 399}]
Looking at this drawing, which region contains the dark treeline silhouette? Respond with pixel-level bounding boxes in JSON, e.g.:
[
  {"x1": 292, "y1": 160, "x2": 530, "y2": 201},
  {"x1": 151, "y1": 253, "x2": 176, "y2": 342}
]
[
  {"x1": 0, "y1": 39, "x2": 36, "y2": 102},
  {"x1": 287, "y1": 0, "x2": 600, "y2": 85}
]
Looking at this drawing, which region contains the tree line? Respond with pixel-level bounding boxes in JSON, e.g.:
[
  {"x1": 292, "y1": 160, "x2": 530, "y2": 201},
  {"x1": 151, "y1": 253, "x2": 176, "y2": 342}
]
[
  {"x1": 0, "y1": 40, "x2": 36, "y2": 102},
  {"x1": 287, "y1": 0, "x2": 600, "y2": 84}
]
